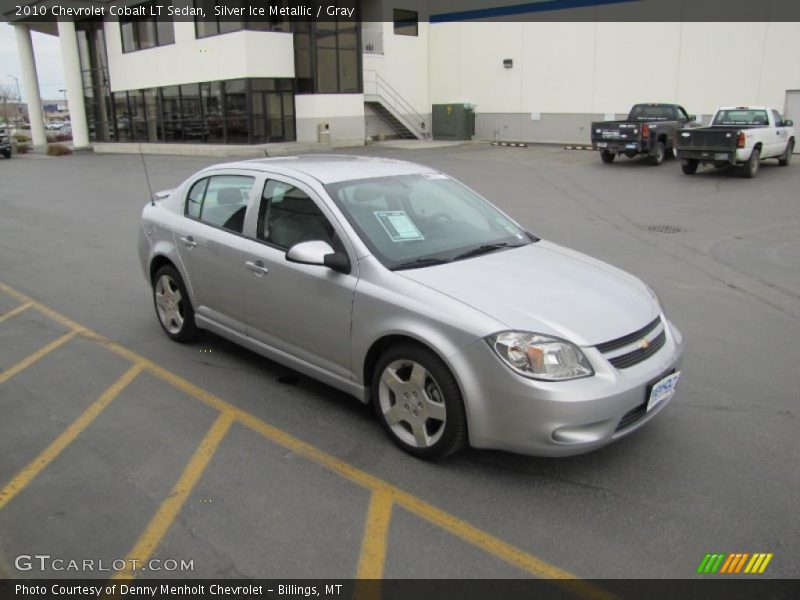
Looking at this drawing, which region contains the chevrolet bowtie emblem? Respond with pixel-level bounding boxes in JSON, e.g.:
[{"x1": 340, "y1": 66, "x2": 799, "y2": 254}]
[{"x1": 639, "y1": 338, "x2": 651, "y2": 350}]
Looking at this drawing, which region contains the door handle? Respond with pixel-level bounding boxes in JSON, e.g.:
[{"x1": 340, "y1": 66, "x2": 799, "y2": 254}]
[
  {"x1": 245, "y1": 260, "x2": 269, "y2": 276},
  {"x1": 179, "y1": 235, "x2": 197, "y2": 248}
]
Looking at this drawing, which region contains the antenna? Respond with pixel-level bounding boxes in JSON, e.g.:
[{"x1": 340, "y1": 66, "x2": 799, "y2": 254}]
[{"x1": 138, "y1": 143, "x2": 155, "y2": 206}]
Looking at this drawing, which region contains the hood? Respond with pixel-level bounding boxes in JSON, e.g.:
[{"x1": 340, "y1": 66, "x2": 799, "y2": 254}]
[{"x1": 398, "y1": 241, "x2": 659, "y2": 347}]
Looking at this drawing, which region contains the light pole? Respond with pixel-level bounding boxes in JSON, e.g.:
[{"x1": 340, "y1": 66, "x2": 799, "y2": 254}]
[
  {"x1": 59, "y1": 88, "x2": 68, "y2": 120},
  {"x1": 7, "y1": 74, "x2": 22, "y2": 125}
]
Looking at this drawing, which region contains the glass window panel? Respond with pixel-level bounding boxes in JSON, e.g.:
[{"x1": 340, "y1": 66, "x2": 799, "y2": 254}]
[
  {"x1": 113, "y1": 92, "x2": 131, "y2": 142},
  {"x1": 186, "y1": 178, "x2": 208, "y2": 219},
  {"x1": 194, "y1": 0, "x2": 218, "y2": 38},
  {"x1": 338, "y1": 49, "x2": 358, "y2": 93},
  {"x1": 142, "y1": 88, "x2": 161, "y2": 142},
  {"x1": 201, "y1": 175, "x2": 254, "y2": 232},
  {"x1": 120, "y1": 20, "x2": 135, "y2": 53},
  {"x1": 257, "y1": 181, "x2": 334, "y2": 249},
  {"x1": 224, "y1": 80, "x2": 248, "y2": 143},
  {"x1": 156, "y1": 15, "x2": 175, "y2": 46},
  {"x1": 161, "y1": 85, "x2": 182, "y2": 141},
  {"x1": 201, "y1": 82, "x2": 224, "y2": 143},
  {"x1": 393, "y1": 9, "x2": 418, "y2": 36},
  {"x1": 180, "y1": 83, "x2": 206, "y2": 142},
  {"x1": 136, "y1": 20, "x2": 157, "y2": 50},
  {"x1": 316, "y1": 48, "x2": 338, "y2": 93},
  {"x1": 128, "y1": 90, "x2": 148, "y2": 141}
]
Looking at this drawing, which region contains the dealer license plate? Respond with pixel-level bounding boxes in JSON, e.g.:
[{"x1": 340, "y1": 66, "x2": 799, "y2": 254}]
[{"x1": 647, "y1": 371, "x2": 681, "y2": 412}]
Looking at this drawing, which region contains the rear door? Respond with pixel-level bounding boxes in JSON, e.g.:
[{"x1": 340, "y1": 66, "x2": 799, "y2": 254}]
[{"x1": 173, "y1": 170, "x2": 258, "y2": 333}]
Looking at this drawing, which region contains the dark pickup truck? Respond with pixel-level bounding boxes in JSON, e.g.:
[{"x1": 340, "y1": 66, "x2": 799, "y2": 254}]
[
  {"x1": 0, "y1": 129, "x2": 11, "y2": 159},
  {"x1": 591, "y1": 103, "x2": 696, "y2": 165}
]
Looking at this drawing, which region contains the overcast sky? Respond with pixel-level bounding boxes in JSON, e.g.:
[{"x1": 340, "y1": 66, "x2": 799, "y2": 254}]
[{"x1": 0, "y1": 22, "x2": 66, "y2": 102}]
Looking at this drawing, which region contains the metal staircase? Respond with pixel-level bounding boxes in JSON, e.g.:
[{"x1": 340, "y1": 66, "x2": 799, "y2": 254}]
[{"x1": 363, "y1": 70, "x2": 429, "y2": 140}]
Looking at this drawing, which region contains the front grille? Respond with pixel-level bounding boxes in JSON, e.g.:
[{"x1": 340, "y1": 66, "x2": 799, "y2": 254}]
[
  {"x1": 596, "y1": 316, "x2": 661, "y2": 353},
  {"x1": 608, "y1": 330, "x2": 667, "y2": 369},
  {"x1": 616, "y1": 403, "x2": 647, "y2": 432}
]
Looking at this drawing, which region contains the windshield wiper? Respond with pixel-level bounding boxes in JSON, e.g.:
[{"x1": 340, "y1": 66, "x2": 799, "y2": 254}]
[
  {"x1": 452, "y1": 242, "x2": 514, "y2": 261},
  {"x1": 391, "y1": 257, "x2": 453, "y2": 271}
]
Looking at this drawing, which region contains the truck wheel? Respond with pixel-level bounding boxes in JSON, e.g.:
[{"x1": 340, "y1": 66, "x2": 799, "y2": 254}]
[
  {"x1": 600, "y1": 151, "x2": 615, "y2": 164},
  {"x1": 2, "y1": 149, "x2": 10, "y2": 159},
  {"x1": 681, "y1": 159, "x2": 699, "y2": 175},
  {"x1": 778, "y1": 141, "x2": 794, "y2": 166},
  {"x1": 667, "y1": 147, "x2": 677, "y2": 160},
  {"x1": 648, "y1": 142, "x2": 665, "y2": 166},
  {"x1": 743, "y1": 147, "x2": 760, "y2": 178}
]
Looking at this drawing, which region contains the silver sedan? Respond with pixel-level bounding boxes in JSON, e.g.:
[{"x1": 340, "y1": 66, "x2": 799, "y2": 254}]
[{"x1": 138, "y1": 155, "x2": 683, "y2": 459}]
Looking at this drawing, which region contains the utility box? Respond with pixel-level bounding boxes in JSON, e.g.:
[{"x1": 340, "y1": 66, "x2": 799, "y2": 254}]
[{"x1": 432, "y1": 104, "x2": 475, "y2": 141}]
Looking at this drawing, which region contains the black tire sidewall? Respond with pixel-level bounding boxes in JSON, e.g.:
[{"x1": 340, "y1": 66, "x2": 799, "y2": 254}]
[
  {"x1": 152, "y1": 264, "x2": 200, "y2": 343},
  {"x1": 681, "y1": 159, "x2": 698, "y2": 174},
  {"x1": 650, "y1": 143, "x2": 665, "y2": 165},
  {"x1": 371, "y1": 343, "x2": 467, "y2": 460}
]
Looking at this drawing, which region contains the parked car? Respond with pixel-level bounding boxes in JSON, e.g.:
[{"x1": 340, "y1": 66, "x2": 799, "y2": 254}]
[
  {"x1": 0, "y1": 128, "x2": 11, "y2": 158},
  {"x1": 591, "y1": 103, "x2": 696, "y2": 165},
  {"x1": 676, "y1": 106, "x2": 796, "y2": 177},
  {"x1": 45, "y1": 120, "x2": 65, "y2": 130},
  {"x1": 138, "y1": 156, "x2": 684, "y2": 459}
]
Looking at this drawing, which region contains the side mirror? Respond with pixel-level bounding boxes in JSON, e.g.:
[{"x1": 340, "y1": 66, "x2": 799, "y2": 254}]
[
  {"x1": 687, "y1": 115, "x2": 697, "y2": 123},
  {"x1": 286, "y1": 240, "x2": 350, "y2": 274},
  {"x1": 785, "y1": 119, "x2": 794, "y2": 127}
]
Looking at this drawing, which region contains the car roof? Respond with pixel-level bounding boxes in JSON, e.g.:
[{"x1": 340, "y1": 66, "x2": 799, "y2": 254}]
[{"x1": 203, "y1": 154, "x2": 438, "y2": 184}]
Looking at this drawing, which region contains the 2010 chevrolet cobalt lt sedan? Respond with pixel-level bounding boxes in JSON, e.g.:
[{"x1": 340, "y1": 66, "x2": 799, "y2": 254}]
[{"x1": 138, "y1": 155, "x2": 683, "y2": 459}]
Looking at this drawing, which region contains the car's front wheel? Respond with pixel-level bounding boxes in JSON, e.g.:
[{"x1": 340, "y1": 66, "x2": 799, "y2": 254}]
[
  {"x1": 152, "y1": 264, "x2": 201, "y2": 342},
  {"x1": 373, "y1": 344, "x2": 467, "y2": 459}
]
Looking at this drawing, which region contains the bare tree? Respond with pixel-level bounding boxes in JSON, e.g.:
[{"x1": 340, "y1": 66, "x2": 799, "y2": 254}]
[{"x1": 0, "y1": 84, "x2": 21, "y2": 128}]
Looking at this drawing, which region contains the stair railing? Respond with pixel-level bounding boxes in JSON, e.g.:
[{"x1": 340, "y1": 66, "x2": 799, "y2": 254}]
[{"x1": 363, "y1": 70, "x2": 429, "y2": 140}]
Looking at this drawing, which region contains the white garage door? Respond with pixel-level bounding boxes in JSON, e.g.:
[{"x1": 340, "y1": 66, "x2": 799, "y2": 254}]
[{"x1": 785, "y1": 90, "x2": 800, "y2": 154}]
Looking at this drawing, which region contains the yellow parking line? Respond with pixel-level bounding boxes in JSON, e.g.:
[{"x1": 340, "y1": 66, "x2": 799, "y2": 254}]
[
  {"x1": 0, "y1": 281, "x2": 615, "y2": 600},
  {"x1": 356, "y1": 490, "x2": 394, "y2": 579},
  {"x1": 0, "y1": 301, "x2": 33, "y2": 323},
  {"x1": 0, "y1": 362, "x2": 144, "y2": 511},
  {"x1": 112, "y1": 411, "x2": 235, "y2": 580},
  {"x1": 0, "y1": 330, "x2": 79, "y2": 385}
]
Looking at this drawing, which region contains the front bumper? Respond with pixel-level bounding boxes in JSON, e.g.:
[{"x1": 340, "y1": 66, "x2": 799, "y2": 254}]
[{"x1": 450, "y1": 317, "x2": 684, "y2": 456}]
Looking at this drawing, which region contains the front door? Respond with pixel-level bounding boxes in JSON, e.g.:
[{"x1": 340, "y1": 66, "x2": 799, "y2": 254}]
[{"x1": 238, "y1": 175, "x2": 358, "y2": 379}]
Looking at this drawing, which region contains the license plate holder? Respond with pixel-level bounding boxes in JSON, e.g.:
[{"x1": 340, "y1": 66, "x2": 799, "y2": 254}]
[{"x1": 647, "y1": 370, "x2": 681, "y2": 412}]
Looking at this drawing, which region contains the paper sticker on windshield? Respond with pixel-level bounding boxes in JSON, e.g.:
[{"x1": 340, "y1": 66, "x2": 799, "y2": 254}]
[{"x1": 374, "y1": 211, "x2": 425, "y2": 242}]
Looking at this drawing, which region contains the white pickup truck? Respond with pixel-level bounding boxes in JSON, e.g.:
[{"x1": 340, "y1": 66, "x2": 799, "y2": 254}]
[{"x1": 675, "y1": 106, "x2": 795, "y2": 177}]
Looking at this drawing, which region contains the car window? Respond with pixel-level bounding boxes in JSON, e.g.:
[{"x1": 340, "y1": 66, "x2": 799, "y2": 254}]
[
  {"x1": 678, "y1": 106, "x2": 690, "y2": 121},
  {"x1": 257, "y1": 180, "x2": 336, "y2": 250},
  {"x1": 185, "y1": 174, "x2": 254, "y2": 234},
  {"x1": 771, "y1": 110, "x2": 784, "y2": 127},
  {"x1": 628, "y1": 105, "x2": 676, "y2": 121}
]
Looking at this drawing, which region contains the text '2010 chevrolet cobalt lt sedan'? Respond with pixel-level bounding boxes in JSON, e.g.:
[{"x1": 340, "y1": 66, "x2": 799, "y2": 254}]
[{"x1": 138, "y1": 155, "x2": 683, "y2": 459}]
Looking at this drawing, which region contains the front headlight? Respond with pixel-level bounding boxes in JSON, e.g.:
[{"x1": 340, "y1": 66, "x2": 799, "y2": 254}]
[{"x1": 487, "y1": 331, "x2": 594, "y2": 381}]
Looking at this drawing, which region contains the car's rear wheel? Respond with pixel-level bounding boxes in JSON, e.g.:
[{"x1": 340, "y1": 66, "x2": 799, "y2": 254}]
[
  {"x1": 648, "y1": 142, "x2": 665, "y2": 165},
  {"x1": 681, "y1": 159, "x2": 699, "y2": 175},
  {"x1": 152, "y1": 265, "x2": 201, "y2": 342},
  {"x1": 2, "y1": 149, "x2": 10, "y2": 159},
  {"x1": 779, "y1": 140, "x2": 794, "y2": 166},
  {"x1": 600, "y1": 151, "x2": 615, "y2": 164},
  {"x1": 743, "y1": 147, "x2": 760, "y2": 178},
  {"x1": 373, "y1": 344, "x2": 467, "y2": 459}
]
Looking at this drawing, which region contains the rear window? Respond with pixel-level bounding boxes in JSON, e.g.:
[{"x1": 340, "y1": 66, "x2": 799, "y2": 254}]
[
  {"x1": 713, "y1": 110, "x2": 769, "y2": 126},
  {"x1": 628, "y1": 105, "x2": 676, "y2": 121}
]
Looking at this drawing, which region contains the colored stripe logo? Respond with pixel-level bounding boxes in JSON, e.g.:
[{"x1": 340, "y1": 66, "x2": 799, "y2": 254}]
[{"x1": 697, "y1": 553, "x2": 773, "y2": 574}]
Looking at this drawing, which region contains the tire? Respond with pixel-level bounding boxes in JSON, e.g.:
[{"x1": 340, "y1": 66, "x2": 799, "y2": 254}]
[
  {"x1": 2, "y1": 150, "x2": 10, "y2": 159},
  {"x1": 681, "y1": 159, "x2": 699, "y2": 175},
  {"x1": 372, "y1": 343, "x2": 467, "y2": 459},
  {"x1": 648, "y1": 142, "x2": 665, "y2": 166},
  {"x1": 743, "y1": 147, "x2": 760, "y2": 178},
  {"x1": 600, "y1": 151, "x2": 615, "y2": 164},
  {"x1": 666, "y1": 147, "x2": 677, "y2": 160},
  {"x1": 152, "y1": 264, "x2": 201, "y2": 343},
  {"x1": 779, "y1": 140, "x2": 794, "y2": 167}
]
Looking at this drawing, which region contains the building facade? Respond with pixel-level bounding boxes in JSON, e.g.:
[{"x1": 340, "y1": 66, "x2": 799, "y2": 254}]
[{"x1": 7, "y1": 1, "x2": 800, "y2": 150}]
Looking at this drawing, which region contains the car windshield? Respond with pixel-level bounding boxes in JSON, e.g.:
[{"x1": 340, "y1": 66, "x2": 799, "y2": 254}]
[
  {"x1": 713, "y1": 109, "x2": 769, "y2": 126},
  {"x1": 326, "y1": 174, "x2": 535, "y2": 270}
]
